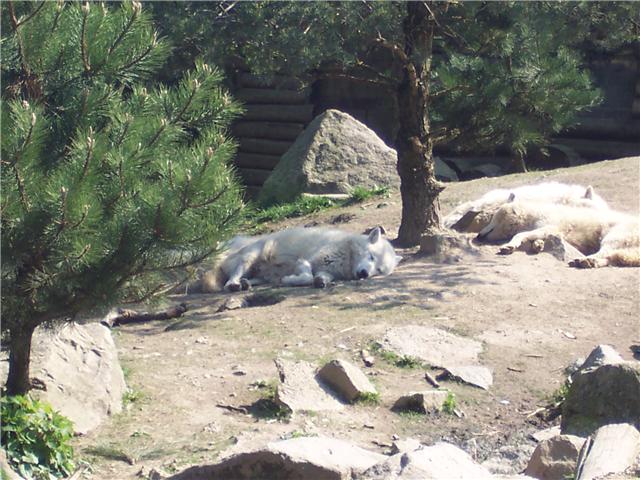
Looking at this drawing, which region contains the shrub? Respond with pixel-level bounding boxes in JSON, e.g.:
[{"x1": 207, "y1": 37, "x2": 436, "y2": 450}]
[{"x1": 1, "y1": 395, "x2": 75, "y2": 479}]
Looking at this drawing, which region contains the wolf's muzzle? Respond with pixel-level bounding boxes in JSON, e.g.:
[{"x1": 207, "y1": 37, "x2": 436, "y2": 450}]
[{"x1": 357, "y1": 269, "x2": 369, "y2": 279}]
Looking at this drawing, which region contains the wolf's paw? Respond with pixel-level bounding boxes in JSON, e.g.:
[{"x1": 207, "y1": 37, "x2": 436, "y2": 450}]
[
  {"x1": 569, "y1": 258, "x2": 597, "y2": 269},
  {"x1": 240, "y1": 278, "x2": 252, "y2": 291},
  {"x1": 498, "y1": 245, "x2": 516, "y2": 255},
  {"x1": 225, "y1": 281, "x2": 242, "y2": 292},
  {"x1": 313, "y1": 275, "x2": 328, "y2": 288}
]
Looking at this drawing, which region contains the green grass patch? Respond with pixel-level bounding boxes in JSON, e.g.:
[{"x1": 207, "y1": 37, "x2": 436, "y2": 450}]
[
  {"x1": 442, "y1": 391, "x2": 457, "y2": 415},
  {"x1": 369, "y1": 342, "x2": 423, "y2": 369},
  {"x1": 354, "y1": 391, "x2": 381, "y2": 406},
  {"x1": 246, "y1": 186, "x2": 391, "y2": 233},
  {"x1": 549, "y1": 381, "x2": 571, "y2": 406},
  {"x1": 249, "y1": 380, "x2": 291, "y2": 421},
  {"x1": 348, "y1": 186, "x2": 390, "y2": 203}
]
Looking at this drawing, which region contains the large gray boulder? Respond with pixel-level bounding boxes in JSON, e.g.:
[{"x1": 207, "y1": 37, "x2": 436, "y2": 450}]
[
  {"x1": 258, "y1": 109, "x2": 399, "y2": 205},
  {"x1": 169, "y1": 436, "x2": 386, "y2": 480},
  {"x1": 561, "y1": 362, "x2": 640, "y2": 436},
  {"x1": 1, "y1": 322, "x2": 126, "y2": 435}
]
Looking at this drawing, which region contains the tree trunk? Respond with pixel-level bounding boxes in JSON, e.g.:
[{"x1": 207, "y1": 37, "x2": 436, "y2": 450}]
[
  {"x1": 395, "y1": 2, "x2": 444, "y2": 247},
  {"x1": 6, "y1": 323, "x2": 37, "y2": 395}
]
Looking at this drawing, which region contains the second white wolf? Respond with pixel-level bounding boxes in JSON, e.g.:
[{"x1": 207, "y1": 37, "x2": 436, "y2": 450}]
[{"x1": 202, "y1": 226, "x2": 402, "y2": 291}]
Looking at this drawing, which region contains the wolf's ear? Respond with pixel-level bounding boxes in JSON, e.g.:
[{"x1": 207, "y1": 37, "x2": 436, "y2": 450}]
[
  {"x1": 507, "y1": 192, "x2": 516, "y2": 202},
  {"x1": 584, "y1": 186, "x2": 594, "y2": 199},
  {"x1": 395, "y1": 255, "x2": 403, "y2": 265},
  {"x1": 368, "y1": 227, "x2": 381, "y2": 244}
]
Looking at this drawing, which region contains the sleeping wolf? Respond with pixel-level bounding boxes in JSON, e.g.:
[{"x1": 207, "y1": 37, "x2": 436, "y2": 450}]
[
  {"x1": 202, "y1": 226, "x2": 402, "y2": 291},
  {"x1": 476, "y1": 199, "x2": 640, "y2": 268},
  {"x1": 444, "y1": 182, "x2": 609, "y2": 233}
]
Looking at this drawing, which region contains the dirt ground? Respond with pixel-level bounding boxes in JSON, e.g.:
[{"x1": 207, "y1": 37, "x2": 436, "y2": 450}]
[{"x1": 74, "y1": 156, "x2": 640, "y2": 479}]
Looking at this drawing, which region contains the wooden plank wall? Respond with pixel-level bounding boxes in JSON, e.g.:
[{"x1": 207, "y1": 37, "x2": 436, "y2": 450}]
[{"x1": 232, "y1": 73, "x2": 313, "y2": 199}]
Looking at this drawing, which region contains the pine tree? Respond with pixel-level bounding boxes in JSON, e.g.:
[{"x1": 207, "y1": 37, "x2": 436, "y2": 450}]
[{"x1": 1, "y1": 1, "x2": 244, "y2": 395}]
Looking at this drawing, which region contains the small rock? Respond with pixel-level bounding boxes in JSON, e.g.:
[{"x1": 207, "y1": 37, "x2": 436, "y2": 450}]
[
  {"x1": 317, "y1": 359, "x2": 377, "y2": 403},
  {"x1": 392, "y1": 390, "x2": 450, "y2": 414},
  {"x1": 216, "y1": 296, "x2": 247, "y2": 312},
  {"x1": 360, "y1": 349, "x2": 375, "y2": 367},
  {"x1": 531, "y1": 426, "x2": 561, "y2": 443},
  {"x1": 524, "y1": 434, "x2": 586, "y2": 480},
  {"x1": 390, "y1": 438, "x2": 422, "y2": 455}
]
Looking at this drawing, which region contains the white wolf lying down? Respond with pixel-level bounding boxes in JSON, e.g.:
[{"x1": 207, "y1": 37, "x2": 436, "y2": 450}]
[
  {"x1": 476, "y1": 198, "x2": 640, "y2": 268},
  {"x1": 202, "y1": 227, "x2": 402, "y2": 291},
  {"x1": 444, "y1": 182, "x2": 609, "y2": 233}
]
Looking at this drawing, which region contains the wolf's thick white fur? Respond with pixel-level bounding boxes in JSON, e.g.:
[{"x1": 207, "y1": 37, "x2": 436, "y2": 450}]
[
  {"x1": 202, "y1": 227, "x2": 402, "y2": 291},
  {"x1": 444, "y1": 182, "x2": 609, "y2": 233},
  {"x1": 477, "y1": 200, "x2": 640, "y2": 268}
]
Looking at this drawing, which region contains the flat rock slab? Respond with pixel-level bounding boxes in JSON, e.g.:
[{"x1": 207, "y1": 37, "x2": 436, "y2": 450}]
[
  {"x1": 531, "y1": 426, "x2": 562, "y2": 443},
  {"x1": 275, "y1": 359, "x2": 344, "y2": 413},
  {"x1": 317, "y1": 359, "x2": 377, "y2": 403},
  {"x1": 576, "y1": 424, "x2": 640, "y2": 480},
  {"x1": 380, "y1": 326, "x2": 483, "y2": 368},
  {"x1": 1, "y1": 322, "x2": 125, "y2": 435},
  {"x1": 170, "y1": 436, "x2": 386, "y2": 480},
  {"x1": 392, "y1": 390, "x2": 450, "y2": 414},
  {"x1": 439, "y1": 365, "x2": 493, "y2": 390},
  {"x1": 356, "y1": 442, "x2": 493, "y2": 479},
  {"x1": 525, "y1": 434, "x2": 586, "y2": 480}
]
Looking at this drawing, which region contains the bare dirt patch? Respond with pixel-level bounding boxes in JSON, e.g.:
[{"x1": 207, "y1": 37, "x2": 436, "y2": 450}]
[{"x1": 75, "y1": 157, "x2": 639, "y2": 479}]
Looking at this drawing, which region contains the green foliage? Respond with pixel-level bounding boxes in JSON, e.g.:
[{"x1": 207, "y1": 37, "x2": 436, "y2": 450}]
[
  {"x1": 442, "y1": 391, "x2": 457, "y2": 415},
  {"x1": 551, "y1": 381, "x2": 571, "y2": 406},
  {"x1": 354, "y1": 391, "x2": 381, "y2": 406},
  {"x1": 148, "y1": 2, "x2": 638, "y2": 169},
  {"x1": 348, "y1": 186, "x2": 390, "y2": 203},
  {"x1": 369, "y1": 342, "x2": 422, "y2": 369},
  {"x1": 1, "y1": 395, "x2": 75, "y2": 480},
  {"x1": 1, "y1": 1, "x2": 245, "y2": 392},
  {"x1": 249, "y1": 196, "x2": 335, "y2": 225},
  {"x1": 250, "y1": 380, "x2": 291, "y2": 421}
]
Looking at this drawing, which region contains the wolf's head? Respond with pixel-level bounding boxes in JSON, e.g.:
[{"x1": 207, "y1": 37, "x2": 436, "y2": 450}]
[
  {"x1": 476, "y1": 196, "x2": 539, "y2": 242},
  {"x1": 353, "y1": 227, "x2": 402, "y2": 279}
]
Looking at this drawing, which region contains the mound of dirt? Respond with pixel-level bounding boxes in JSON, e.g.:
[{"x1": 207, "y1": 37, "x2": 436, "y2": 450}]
[{"x1": 74, "y1": 157, "x2": 639, "y2": 479}]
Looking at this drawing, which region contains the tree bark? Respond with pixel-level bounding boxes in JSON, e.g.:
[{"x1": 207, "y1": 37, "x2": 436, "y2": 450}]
[
  {"x1": 395, "y1": 2, "x2": 444, "y2": 247},
  {"x1": 6, "y1": 323, "x2": 37, "y2": 396}
]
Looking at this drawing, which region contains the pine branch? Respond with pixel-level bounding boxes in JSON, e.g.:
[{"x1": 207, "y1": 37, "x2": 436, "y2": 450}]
[
  {"x1": 80, "y1": 3, "x2": 91, "y2": 75},
  {"x1": 80, "y1": 132, "x2": 95, "y2": 180},
  {"x1": 107, "y1": 5, "x2": 138, "y2": 57},
  {"x1": 14, "y1": 1, "x2": 46, "y2": 28}
]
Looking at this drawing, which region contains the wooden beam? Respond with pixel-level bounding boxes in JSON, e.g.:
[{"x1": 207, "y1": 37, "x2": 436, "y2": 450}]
[
  {"x1": 239, "y1": 138, "x2": 291, "y2": 156},
  {"x1": 243, "y1": 104, "x2": 314, "y2": 123},
  {"x1": 233, "y1": 121, "x2": 304, "y2": 141},
  {"x1": 234, "y1": 152, "x2": 281, "y2": 170},
  {"x1": 236, "y1": 87, "x2": 310, "y2": 105}
]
